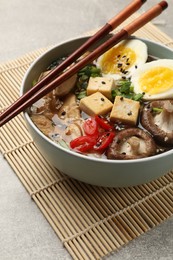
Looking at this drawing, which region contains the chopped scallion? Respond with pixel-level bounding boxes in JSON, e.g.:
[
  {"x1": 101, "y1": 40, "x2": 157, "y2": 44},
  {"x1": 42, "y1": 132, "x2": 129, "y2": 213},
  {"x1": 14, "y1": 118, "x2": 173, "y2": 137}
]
[{"x1": 152, "y1": 107, "x2": 163, "y2": 113}]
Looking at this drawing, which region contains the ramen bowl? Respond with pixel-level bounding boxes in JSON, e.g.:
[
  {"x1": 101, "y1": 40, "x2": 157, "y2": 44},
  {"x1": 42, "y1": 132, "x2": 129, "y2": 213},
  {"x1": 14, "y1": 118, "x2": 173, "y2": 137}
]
[{"x1": 21, "y1": 36, "x2": 173, "y2": 187}]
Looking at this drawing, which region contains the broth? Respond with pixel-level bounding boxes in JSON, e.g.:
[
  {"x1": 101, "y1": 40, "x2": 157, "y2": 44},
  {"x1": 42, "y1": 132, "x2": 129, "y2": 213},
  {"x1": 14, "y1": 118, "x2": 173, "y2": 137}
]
[{"x1": 29, "y1": 50, "x2": 173, "y2": 160}]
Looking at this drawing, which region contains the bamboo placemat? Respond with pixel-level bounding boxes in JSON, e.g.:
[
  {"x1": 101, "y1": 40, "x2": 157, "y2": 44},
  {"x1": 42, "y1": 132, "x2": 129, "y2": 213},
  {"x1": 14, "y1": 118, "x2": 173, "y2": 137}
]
[{"x1": 0, "y1": 14, "x2": 173, "y2": 259}]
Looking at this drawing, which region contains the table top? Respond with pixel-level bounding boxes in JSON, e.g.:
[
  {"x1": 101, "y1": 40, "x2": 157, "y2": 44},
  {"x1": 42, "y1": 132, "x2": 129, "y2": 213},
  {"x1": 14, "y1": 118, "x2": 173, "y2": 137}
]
[{"x1": 1, "y1": 1, "x2": 173, "y2": 259}]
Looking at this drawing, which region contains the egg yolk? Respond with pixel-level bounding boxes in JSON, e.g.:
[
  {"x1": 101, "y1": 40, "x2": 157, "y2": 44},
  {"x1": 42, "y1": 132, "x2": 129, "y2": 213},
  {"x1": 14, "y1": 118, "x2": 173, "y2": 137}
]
[
  {"x1": 139, "y1": 67, "x2": 173, "y2": 94},
  {"x1": 99, "y1": 45, "x2": 136, "y2": 75}
]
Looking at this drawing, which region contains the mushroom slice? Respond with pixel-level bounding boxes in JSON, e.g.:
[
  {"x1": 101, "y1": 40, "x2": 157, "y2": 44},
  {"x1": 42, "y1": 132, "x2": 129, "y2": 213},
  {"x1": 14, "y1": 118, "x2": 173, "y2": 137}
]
[
  {"x1": 38, "y1": 70, "x2": 77, "y2": 97},
  {"x1": 107, "y1": 128, "x2": 156, "y2": 160},
  {"x1": 55, "y1": 74, "x2": 77, "y2": 97},
  {"x1": 141, "y1": 100, "x2": 173, "y2": 146},
  {"x1": 64, "y1": 119, "x2": 84, "y2": 142},
  {"x1": 57, "y1": 93, "x2": 80, "y2": 120}
]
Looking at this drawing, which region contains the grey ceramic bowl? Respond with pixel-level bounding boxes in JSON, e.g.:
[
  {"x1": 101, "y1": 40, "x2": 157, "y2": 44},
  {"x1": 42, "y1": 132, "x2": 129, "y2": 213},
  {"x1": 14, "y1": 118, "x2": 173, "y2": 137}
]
[{"x1": 21, "y1": 36, "x2": 173, "y2": 187}]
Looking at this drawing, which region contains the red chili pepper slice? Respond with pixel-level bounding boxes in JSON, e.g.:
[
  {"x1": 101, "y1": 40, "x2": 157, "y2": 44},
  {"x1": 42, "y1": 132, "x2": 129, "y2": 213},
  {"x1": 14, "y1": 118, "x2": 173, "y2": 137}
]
[
  {"x1": 95, "y1": 115, "x2": 113, "y2": 131},
  {"x1": 83, "y1": 117, "x2": 98, "y2": 136},
  {"x1": 70, "y1": 136, "x2": 96, "y2": 152},
  {"x1": 94, "y1": 131, "x2": 115, "y2": 151}
]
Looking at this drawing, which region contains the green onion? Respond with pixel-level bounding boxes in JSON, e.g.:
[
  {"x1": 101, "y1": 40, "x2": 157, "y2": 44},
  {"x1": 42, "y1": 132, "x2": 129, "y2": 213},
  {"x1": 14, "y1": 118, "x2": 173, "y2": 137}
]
[
  {"x1": 78, "y1": 65, "x2": 101, "y2": 77},
  {"x1": 32, "y1": 79, "x2": 37, "y2": 86},
  {"x1": 77, "y1": 90, "x2": 87, "y2": 100},
  {"x1": 152, "y1": 107, "x2": 163, "y2": 113},
  {"x1": 120, "y1": 84, "x2": 131, "y2": 94},
  {"x1": 111, "y1": 80, "x2": 144, "y2": 102},
  {"x1": 75, "y1": 65, "x2": 101, "y2": 100},
  {"x1": 133, "y1": 93, "x2": 145, "y2": 101}
]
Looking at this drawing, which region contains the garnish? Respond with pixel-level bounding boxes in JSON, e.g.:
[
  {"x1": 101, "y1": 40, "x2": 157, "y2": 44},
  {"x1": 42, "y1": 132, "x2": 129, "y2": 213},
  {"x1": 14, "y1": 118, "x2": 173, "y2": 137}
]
[
  {"x1": 111, "y1": 80, "x2": 144, "y2": 101},
  {"x1": 47, "y1": 57, "x2": 66, "y2": 70},
  {"x1": 75, "y1": 65, "x2": 101, "y2": 100},
  {"x1": 70, "y1": 115, "x2": 115, "y2": 153},
  {"x1": 32, "y1": 79, "x2": 37, "y2": 86},
  {"x1": 152, "y1": 107, "x2": 163, "y2": 113}
]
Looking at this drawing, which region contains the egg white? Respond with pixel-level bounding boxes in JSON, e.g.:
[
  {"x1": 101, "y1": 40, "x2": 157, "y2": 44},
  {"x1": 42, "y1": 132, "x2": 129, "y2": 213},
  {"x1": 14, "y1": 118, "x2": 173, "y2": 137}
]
[
  {"x1": 131, "y1": 59, "x2": 173, "y2": 100},
  {"x1": 95, "y1": 39, "x2": 148, "y2": 80}
]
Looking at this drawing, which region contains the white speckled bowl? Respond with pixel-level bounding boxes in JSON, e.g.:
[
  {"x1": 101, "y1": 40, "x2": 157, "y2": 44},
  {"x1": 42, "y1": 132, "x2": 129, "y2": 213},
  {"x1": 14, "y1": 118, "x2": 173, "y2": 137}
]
[{"x1": 21, "y1": 36, "x2": 173, "y2": 187}]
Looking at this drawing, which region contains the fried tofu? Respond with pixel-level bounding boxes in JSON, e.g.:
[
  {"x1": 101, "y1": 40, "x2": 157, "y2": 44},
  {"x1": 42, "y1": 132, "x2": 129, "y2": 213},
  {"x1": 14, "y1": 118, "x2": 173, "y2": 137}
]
[
  {"x1": 79, "y1": 92, "x2": 113, "y2": 116},
  {"x1": 87, "y1": 77, "x2": 115, "y2": 100},
  {"x1": 110, "y1": 96, "x2": 140, "y2": 125}
]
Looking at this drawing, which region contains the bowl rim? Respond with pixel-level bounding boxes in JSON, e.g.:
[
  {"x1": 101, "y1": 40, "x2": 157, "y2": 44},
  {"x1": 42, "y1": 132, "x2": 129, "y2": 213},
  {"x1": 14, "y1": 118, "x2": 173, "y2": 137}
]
[{"x1": 21, "y1": 35, "x2": 173, "y2": 164}]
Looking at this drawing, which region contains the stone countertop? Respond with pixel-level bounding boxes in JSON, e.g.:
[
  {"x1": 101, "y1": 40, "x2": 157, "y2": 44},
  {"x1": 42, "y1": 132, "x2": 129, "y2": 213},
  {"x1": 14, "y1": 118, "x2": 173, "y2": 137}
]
[{"x1": 0, "y1": 1, "x2": 173, "y2": 259}]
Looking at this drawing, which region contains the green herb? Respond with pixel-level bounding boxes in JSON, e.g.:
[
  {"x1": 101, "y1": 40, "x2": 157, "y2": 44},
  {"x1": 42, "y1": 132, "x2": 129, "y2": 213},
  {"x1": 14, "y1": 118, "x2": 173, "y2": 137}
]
[
  {"x1": 77, "y1": 90, "x2": 87, "y2": 100},
  {"x1": 78, "y1": 65, "x2": 101, "y2": 78},
  {"x1": 32, "y1": 79, "x2": 37, "y2": 86},
  {"x1": 133, "y1": 93, "x2": 145, "y2": 101},
  {"x1": 112, "y1": 80, "x2": 144, "y2": 102},
  {"x1": 47, "y1": 57, "x2": 67, "y2": 70},
  {"x1": 152, "y1": 107, "x2": 163, "y2": 113},
  {"x1": 117, "y1": 80, "x2": 131, "y2": 94},
  {"x1": 75, "y1": 65, "x2": 101, "y2": 100}
]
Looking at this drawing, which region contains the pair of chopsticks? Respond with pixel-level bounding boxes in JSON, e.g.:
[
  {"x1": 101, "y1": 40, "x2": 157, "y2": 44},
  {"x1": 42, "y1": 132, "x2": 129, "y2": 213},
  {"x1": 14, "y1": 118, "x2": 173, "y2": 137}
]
[{"x1": 0, "y1": 0, "x2": 168, "y2": 127}]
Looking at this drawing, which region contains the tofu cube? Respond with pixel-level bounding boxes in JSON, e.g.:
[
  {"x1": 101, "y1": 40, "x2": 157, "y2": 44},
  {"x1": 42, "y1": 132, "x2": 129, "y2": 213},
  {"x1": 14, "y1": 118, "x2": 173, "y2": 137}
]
[
  {"x1": 79, "y1": 92, "x2": 113, "y2": 116},
  {"x1": 110, "y1": 96, "x2": 140, "y2": 125},
  {"x1": 87, "y1": 77, "x2": 115, "y2": 100}
]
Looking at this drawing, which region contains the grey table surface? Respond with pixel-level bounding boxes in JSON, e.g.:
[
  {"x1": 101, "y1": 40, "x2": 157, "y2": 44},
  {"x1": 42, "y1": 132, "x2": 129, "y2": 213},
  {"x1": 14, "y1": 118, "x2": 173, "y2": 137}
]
[{"x1": 0, "y1": 0, "x2": 173, "y2": 259}]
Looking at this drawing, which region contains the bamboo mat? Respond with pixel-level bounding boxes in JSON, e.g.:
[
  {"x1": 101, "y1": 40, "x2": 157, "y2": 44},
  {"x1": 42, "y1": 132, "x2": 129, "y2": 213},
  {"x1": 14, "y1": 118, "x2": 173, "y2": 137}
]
[{"x1": 1, "y1": 14, "x2": 173, "y2": 260}]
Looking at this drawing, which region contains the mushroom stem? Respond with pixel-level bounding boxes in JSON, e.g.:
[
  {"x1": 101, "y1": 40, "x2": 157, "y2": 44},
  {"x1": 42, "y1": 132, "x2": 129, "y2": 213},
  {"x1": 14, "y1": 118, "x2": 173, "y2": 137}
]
[
  {"x1": 107, "y1": 128, "x2": 156, "y2": 160},
  {"x1": 127, "y1": 136, "x2": 141, "y2": 155},
  {"x1": 154, "y1": 101, "x2": 173, "y2": 134},
  {"x1": 141, "y1": 100, "x2": 173, "y2": 146}
]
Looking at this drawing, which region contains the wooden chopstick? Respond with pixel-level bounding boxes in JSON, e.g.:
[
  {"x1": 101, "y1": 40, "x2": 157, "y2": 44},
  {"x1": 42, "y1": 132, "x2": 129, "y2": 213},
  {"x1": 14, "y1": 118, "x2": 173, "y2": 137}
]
[
  {"x1": 0, "y1": 0, "x2": 146, "y2": 123},
  {"x1": 0, "y1": 1, "x2": 168, "y2": 127}
]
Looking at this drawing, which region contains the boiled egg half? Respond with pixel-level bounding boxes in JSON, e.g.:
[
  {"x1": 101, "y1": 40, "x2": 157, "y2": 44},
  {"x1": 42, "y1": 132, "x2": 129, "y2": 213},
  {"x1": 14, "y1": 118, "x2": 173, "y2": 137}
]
[
  {"x1": 95, "y1": 39, "x2": 148, "y2": 80},
  {"x1": 131, "y1": 59, "x2": 173, "y2": 100}
]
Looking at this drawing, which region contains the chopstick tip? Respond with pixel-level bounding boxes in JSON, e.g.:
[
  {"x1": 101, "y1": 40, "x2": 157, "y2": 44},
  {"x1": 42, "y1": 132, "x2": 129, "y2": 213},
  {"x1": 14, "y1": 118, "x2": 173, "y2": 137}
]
[{"x1": 159, "y1": 1, "x2": 168, "y2": 10}]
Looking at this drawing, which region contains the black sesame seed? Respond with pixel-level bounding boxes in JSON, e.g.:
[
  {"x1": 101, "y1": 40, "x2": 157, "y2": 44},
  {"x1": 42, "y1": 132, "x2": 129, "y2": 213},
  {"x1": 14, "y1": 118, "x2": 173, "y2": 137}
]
[
  {"x1": 127, "y1": 111, "x2": 132, "y2": 116},
  {"x1": 61, "y1": 111, "x2": 66, "y2": 116},
  {"x1": 135, "y1": 65, "x2": 138, "y2": 69},
  {"x1": 120, "y1": 96, "x2": 124, "y2": 101},
  {"x1": 117, "y1": 63, "x2": 122, "y2": 68},
  {"x1": 126, "y1": 63, "x2": 130, "y2": 65},
  {"x1": 102, "y1": 81, "x2": 106, "y2": 84},
  {"x1": 101, "y1": 98, "x2": 105, "y2": 101}
]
